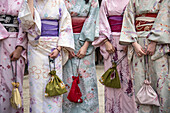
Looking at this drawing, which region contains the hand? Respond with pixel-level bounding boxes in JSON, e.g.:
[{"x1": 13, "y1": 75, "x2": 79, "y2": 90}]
[
  {"x1": 49, "y1": 47, "x2": 61, "y2": 58},
  {"x1": 69, "y1": 51, "x2": 75, "y2": 59},
  {"x1": 10, "y1": 46, "x2": 23, "y2": 61},
  {"x1": 76, "y1": 41, "x2": 89, "y2": 59},
  {"x1": 77, "y1": 46, "x2": 87, "y2": 59},
  {"x1": 147, "y1": 41, "x2": 156, "y2": 56},
  {"x1": 105, "y1": 41, "x2": 115, "y2": 54},
  {"x1": 132, "y1": 42, "x2": 146, "y2": 57}
]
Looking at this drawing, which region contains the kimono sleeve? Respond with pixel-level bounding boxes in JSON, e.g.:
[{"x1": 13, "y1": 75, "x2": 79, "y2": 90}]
[
  {"x1": 58, "y1": 0, "x2": 75, "y2": 52},
  {"x1": 18, "y1": 1, "x2": 41, "y2": 40},
  {"x1": 92, "y1": 0, "x2": 110, "y2": 47},
  {"x1": 16, "y1": 24, "x2": 27, "y2": 49},
  {"x1": 79, "y1": 0, "x2": 99, "y2": 45},
  {"x1": 16, "y1": 24, "x2": 27, "y2": 59},
  {"x1": 148, "y1": 0, "x2": 170, "y2": 44},
  {"x1": 119, "y1": 0, "x2": 137, "y2": 45},
  {"x1": 94, "y1": 12, "x2": 99, "y2": 38}
]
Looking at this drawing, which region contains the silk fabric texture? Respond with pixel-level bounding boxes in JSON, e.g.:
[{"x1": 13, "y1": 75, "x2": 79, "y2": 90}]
[
  {"x1": 0, "y1": 0, "x2": 27, "y2": 113},
  {"x1": 92, "y1": 0, "x2": 136, "y2": 113},
  {"x1": 18, "y1": 0, "x2": 74, "y2": 112},
  {"x1": 63, "y1": 0, "x2": 99, "y2": 113},
  {"x1": 119, "y1": 0, "x2": 170, "y2": 112}
]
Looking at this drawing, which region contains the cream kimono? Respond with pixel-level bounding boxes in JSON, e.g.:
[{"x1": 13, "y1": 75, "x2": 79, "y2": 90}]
[
  {"x1": 120, "y1": 0, "x2": 170, "y2": 113},
  {"x1": 18, "y1": 0, "x2": 74, "y2": 113}
]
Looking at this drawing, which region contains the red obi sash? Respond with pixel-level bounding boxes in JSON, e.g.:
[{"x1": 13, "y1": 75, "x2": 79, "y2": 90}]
[
  {"x1": 135, "y1": 13, "x2": 157, "y2": 32},
  {"x1": 108, "y1": 15, "x2": 123, "y2": 32},
  {"x1": 72, "y1": 17, "x2": 86, "y2": 33}
]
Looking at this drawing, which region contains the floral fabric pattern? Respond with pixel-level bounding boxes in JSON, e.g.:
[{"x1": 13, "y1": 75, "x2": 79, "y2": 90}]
[
  {"x1": 92, "y1": 0, "x2": 137, "y2": 113},
  {"x1": 63, "y1": 0, "x2": 99, "y2": 113},
  {"x1": 119, "y1": 0, "x2": 170, "y2": 112},
  {"x1": 0, "y1": 0, "x2": 27, "y2": 113},
  {"x1": 18, "y1": 0, "x2": 74, "y2": 113}
]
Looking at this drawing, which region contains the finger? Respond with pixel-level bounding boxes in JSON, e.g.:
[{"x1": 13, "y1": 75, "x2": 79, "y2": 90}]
[
  {"x1": 13, "y1": 57, "x2": 18, "y2": 61},
  {"x1": 79, "y1": 54, "x2": 85, "y2": 59},
  {"x1": 72, "y1": 52, "x2": 75, "y2": 57},
  {"x1": 77, "y1": 54, "x2": 81, "y2": 58},
  {"x1": 111, "y1": 49, "x2": 115, "y2": 53},
  {"x1": 137, "y1": 52, "x2": 142, "y2": 57},
  {"x1": 77, "y1": 51, "x2": 80, "y2": 57},
  {"x1": 51, "y1": 52, "x2": 58, "y2": 58},
  {"x1": 50, "y1": 54, "x2": 57, "y2": 58},
  {"x1": 107, "y1": 50, "x2": 112, "y2": 54},
  {"x1": 112, "y1": 46, "x2": 115, "y2": 52},
  {"x1": 9, "y1": 53, "x2": 13, "y2": 59},
  {"x1": 69, "y1": 53, "x2": 73, "y2": 59},
  {"x1": 11, "y1": 57, "x2": 15, "y2": 61},
  {"x1": 49, "y1": 52, "x2": 53, "y2": 57},
  {"x1": 140, "y1": 49, "x2": 146, "y2": 55},
  {"x1": 11, "y1": 56, "x2": 16, "y2": 61},
  {"x1": 149, "y1": 52, "x2": 153, "y2": 56},
  {"x1": 50, "y1": 51, "x2": 56, "y2": 58},
  {"x1": 79, "y1": 54, "x2": 84, "y2": 58},
  {"x1": 11, "y1": 53, "x2": 18, "y2": 61}
]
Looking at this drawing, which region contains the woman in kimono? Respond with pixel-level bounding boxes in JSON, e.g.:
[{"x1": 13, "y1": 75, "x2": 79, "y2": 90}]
[
  {"x1": 92, "y1": 0, "x2": 136, "y2": 113},
  {"x1": 0, "y1": 0, "x2": 27, "y2": 113},
  {"x1": 119, "y1": 0, "x2": 170, "y2": 112},
  {"x1": 18, "y1": 0, "x2": 74, "y2": 112},
  {"x1": 62, "y1": 0, "x2": 99, "y2": 113}
]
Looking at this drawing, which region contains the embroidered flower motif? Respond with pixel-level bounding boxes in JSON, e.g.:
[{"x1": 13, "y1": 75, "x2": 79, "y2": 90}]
[
  {"x1": 29, "y1": 66, "x2": 41, "y2": 80},
  {"x1": 82, "y1": 73, "x2": 90, "y2": 78},
  {"x1": 83, "y1": 60, "x2": 90, "y2": 65},
  {"x1": 86, "y1": 93, "x2": 94, "y2": 100},
  {"x1": 67, "y1": 77, "x2": 73, "y2": 84},
  {"x1": 30, "y1": 97, "x2": 36, "y2": 105}
]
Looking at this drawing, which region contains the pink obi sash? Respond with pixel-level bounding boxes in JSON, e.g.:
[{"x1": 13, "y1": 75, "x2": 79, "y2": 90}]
[
  {"x1": 108, "y1": 15, "x2": 123, "y2": 32},
  {"x1": 72, "y1": 17, "x2": 86, "y2": 33}
]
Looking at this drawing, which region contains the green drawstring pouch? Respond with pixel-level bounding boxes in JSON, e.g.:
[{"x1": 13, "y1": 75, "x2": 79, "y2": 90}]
[
  {"x1": 45, "y1": 70, "x2": 67, "y2": 97},
  {"x1": 45, "y1": 56, "x2": 67, "y2": 97},
  {"x1": 99, "y1": 52, "x2": 127, "y2": 88},
  {"x1": 99, "y1": 62, "x2": 121, "y2": 88}
]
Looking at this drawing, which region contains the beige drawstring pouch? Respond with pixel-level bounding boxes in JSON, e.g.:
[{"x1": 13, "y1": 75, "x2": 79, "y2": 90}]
[{"x1": 10, "y1": 61, "x2": 22, "y2": 109}]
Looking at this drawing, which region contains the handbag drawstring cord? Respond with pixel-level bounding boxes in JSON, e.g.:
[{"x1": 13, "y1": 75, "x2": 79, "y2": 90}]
[
  {"x1": 70, "y1": 58, "x2": 80, "y2": 77},
  {"x1": 10, "y1": 60, "x2": 17, "y2": 83},
  {"x1": 48, "y1": 56, "x2": 56, "y2": 72},
  {"x1": 111, "y1": 49, "x2": 127, "y2": 66}
]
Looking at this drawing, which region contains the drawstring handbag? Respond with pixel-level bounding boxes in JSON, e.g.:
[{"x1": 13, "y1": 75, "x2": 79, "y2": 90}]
[
  {"x1": 67, "y1": 59, "x2": 83, "y2": 103},
  {"x1": 136, "y1": 55, "x2": 160, "y2": 106},
  {"x1": 45, "y1": 56, "x2": 67, "y2": 97},
  {"x1": 99, "y1": 49, "x2": 126, "y2": 88},
  {"x1": 10, "y1": 60, "x2": 22, "y2": 109}
]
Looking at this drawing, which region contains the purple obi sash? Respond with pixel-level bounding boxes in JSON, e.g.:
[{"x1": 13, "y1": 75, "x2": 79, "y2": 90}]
[
  {"x1": 108, "y1": 15, "x2": 123, "y2": 32},
  {"x1": 41, "y1": 19, "x2": 59, "y2": 36}
]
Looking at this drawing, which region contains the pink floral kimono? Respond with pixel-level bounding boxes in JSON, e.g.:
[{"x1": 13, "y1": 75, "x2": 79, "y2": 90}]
[
  {"x1": 0, "y1": 0, "x2": 27, "y2": 113},
  {"x1": 92, "y1": 0, "x2": 136, "y2": 113}
]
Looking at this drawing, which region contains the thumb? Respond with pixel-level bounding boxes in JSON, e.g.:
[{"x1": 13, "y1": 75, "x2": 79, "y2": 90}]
[
  {"x1": 77, "y1": 50, "x2": 80, "y2": 56},
  {"x1": 9, "y1": 52, "x2": 14, "y2": 60},
  {"x1": 49, "y1": 51, "x2": 54, "y2": 57},
  {"x1": 72, "y1": 52, "x2": 75, "y2": 56}
]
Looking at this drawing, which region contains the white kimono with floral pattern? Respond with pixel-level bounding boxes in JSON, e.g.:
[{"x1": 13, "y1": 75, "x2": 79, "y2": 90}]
[{"x1": 18, "y1": 0, "x2": 74, "y2": 112}]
